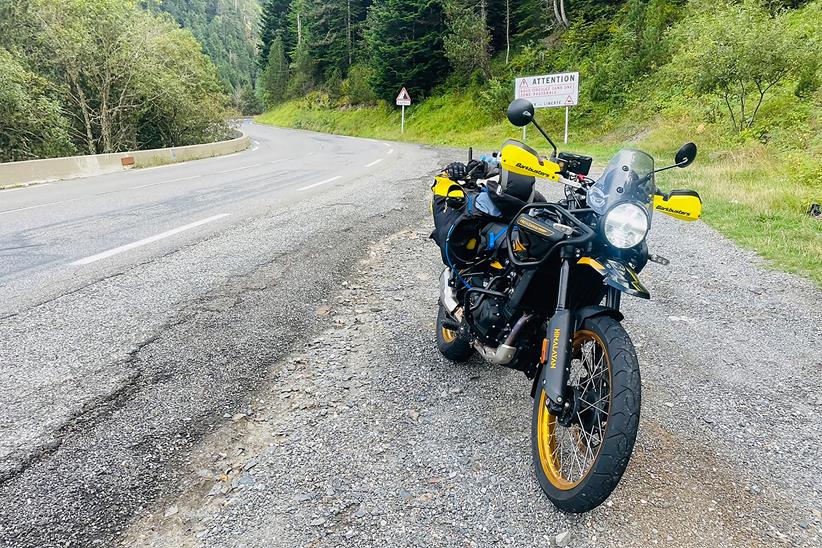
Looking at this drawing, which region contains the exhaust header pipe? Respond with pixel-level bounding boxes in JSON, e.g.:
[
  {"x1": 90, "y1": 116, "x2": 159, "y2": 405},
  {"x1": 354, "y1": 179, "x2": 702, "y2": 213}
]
[
  {"x1": 440, "y1": 269, "x2": 459, "y2": 314},
  {"x1": 472, "y1": 314, "x2": 533, "y2": 366}
]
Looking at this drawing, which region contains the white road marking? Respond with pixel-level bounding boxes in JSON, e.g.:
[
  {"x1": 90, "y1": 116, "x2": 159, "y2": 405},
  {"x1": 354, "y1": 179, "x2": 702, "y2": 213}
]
[
  {"x1": 365, "y1": 159, "x2": 383, "y2": 167},
  {"x1": 297, "y1": 176, "x2": 342, "y2": 192},
  {"x1": 0, "y1": 200, "x2": 66, "y2": 216},
  {"x1": 1, "y1": 183, "x2": 52, "y2": 193},
  {"x1": 382, "y1": 142, "x2": 391, "y2": 148},
  {"x1": 71, "y1": 213, "x2": 230, "y2": 266},
  {"x1": 214, "y1": 163, "x2": 263, "y2": 174},
  {"x1": 130, "y1": 175, "x2": 201, "y2": 190},
  {"x1": 387, "y1": 149, "x2": 394, "y2": 155}
]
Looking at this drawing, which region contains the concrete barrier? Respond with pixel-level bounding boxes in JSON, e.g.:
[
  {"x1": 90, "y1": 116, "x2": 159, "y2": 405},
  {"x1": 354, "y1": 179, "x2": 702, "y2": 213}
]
[{"x1": 0, "y1": 131, "x2": 250, "y2": 188}]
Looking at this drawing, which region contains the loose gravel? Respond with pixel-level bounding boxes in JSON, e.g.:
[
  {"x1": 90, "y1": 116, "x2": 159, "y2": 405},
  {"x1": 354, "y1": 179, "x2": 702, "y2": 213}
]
[{"x1": 120, "y1": 178, "x2": 821, "y2": 548}]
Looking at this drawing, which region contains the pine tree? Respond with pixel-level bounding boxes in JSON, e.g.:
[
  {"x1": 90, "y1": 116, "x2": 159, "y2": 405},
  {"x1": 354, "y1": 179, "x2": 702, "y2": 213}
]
[
  {"x1": 260, "y1": 36, "x2": 290, "y2": 106},
  {"x1": 259, "y1": 0, "x2": 291, "y2": 69},
  {"x1": 364, "y1": 0, "x2": 448, "y2": 101}
]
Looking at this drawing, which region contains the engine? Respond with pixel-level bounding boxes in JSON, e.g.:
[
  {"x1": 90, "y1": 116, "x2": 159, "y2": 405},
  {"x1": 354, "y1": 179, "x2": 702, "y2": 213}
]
[{"x1": 465, "y1": 273, "x2": 515, "y2": 345}]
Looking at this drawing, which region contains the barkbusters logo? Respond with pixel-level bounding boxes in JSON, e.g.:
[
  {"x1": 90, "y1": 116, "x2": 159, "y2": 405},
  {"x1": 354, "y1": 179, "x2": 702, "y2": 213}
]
[
  {"x1": 515, "y1": 162, "x2": 552, "y2": 178},
  {"x1": 655, "y1": 204, "x2": 692, "y2": 217}
]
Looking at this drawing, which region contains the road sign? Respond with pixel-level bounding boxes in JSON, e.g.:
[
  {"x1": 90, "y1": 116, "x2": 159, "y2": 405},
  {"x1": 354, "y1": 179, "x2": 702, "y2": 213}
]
[
  {"x1": 514, "y1": 71, "x2": 579, "y2": 144},
  {"x1": 395, "y1": 87, "x2": 411, "y2": 106},
  {"x1": 514, "y1": 72, "x2": 579, "y2": 108},
  {"x1": 396, "y1": 87, "x2": 411, "y2": 134}
]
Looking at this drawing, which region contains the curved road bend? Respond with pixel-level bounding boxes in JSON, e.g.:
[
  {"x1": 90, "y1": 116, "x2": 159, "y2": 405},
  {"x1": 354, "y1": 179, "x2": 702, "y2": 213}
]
[{"x1": 0, "y1": 122, "x2": 445, "y2": 546}]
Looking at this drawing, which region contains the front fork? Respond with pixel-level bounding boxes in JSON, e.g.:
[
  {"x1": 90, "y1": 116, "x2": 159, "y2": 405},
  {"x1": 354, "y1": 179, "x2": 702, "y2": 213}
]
[{"x1": 539, "y1": 253, "x2": 623, "y2": 421}]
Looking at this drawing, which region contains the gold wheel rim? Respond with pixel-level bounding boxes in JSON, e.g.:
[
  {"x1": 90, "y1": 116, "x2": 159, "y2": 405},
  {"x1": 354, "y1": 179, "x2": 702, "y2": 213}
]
[
  {"x1": 536, "y1": 330, "x2": 612, "y2": 490},
  {"x1": 441, "y1": 326, "x2": 457, "y2": 343}
]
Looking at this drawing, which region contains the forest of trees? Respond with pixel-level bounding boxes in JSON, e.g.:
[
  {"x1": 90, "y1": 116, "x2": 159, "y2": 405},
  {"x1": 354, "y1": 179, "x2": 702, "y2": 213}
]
[
  {"x1": 0, "y1": 0, "x2": 235, "y2": 162},
  {"x1": 147, "y1": 0, "x2": 261, "y2": 106},
  {"x1": 255, "y1": 0, "x2": 818, "y2": 132},
  {"x1": 0, "y1": 0, "x2": 817, "y2": 163}
]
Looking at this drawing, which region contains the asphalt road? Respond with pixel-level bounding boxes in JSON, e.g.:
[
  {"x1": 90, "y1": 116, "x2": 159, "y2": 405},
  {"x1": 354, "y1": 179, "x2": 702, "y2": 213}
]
[
  {"x1": 0, "y1": 122, "x2": 445, "y2": 545},
  {"x1": 0, "y1": 124, "x2": 820, "y2": 548}
]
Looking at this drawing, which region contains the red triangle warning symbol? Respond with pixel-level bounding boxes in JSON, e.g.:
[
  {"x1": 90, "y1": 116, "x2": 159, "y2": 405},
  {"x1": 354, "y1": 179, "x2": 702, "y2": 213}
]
[
  {"x1": 396, "y1": 87, "x2": 412, "y2": 105},
  {"x1": 565, "y1": 95, "x2": 574, "y2": 104}
]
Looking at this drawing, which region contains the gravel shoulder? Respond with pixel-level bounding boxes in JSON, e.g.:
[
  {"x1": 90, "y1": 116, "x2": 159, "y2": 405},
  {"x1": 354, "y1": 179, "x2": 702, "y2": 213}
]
[{"x1": 120, "y1": 180, "x2": 821, "y2": 547}]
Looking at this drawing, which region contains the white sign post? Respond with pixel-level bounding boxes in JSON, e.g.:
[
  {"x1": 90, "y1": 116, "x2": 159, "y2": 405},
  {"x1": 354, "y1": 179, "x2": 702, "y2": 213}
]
[
  {"x1": 514, "y1": 71, "x2": 579, "y2": 144},
  {"x1": 396, "y1": 87, "x2": 411, "y2": 134}
]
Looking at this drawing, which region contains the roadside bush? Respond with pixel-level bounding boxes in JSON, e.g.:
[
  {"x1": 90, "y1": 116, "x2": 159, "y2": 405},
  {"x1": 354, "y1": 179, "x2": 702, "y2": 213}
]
[
  {"x1": 478, "y1": 77, "x2": 513, "y2": 118},
  {"x1": 341, "y1": 63, "x2": 377, "y2": 105}
]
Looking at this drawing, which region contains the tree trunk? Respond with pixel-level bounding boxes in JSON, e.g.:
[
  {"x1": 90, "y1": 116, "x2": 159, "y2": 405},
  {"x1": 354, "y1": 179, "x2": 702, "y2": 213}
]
[
  {"x1": 505, "y1": 0, "x2": 510, "y2": 64},
  {"x1": 346, "y1": 0, "x2": 352, "y2": 67},
  {"x1": 100, "y1": 70, "x2": 112, "y2": 153},
  {"x1": 559, "y1": 0, "x2": 569, "y2": 27},
  {"x1": 722, "y1": 90, "x2": 739, "y2": 132},
  {"x1": 553, "y1": 0, "x2": 562, "y2": 27},
  {"x1": 69, "y1": 71, "x2": 97, "y2": 155}
]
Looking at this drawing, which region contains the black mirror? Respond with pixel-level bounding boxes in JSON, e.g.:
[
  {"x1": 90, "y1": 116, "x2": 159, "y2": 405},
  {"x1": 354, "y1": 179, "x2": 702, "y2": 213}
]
[
  {"x1": 675, "y1": 142, "x2": 697, "y2": 168},
  {"x1": 507, "y1": 99, "x2": 535, "y2": 127}
]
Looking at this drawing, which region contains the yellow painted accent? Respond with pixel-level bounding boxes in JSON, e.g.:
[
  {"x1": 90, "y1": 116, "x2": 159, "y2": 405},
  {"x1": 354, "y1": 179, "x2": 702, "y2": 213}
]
[
  {"x1": 653, "y1": 192, "x2": 702, "y2": 222},
  {"x1": 500, "y1": 142, "x2": 561, "y2": 182},
  {"x1": 490, "y1": 260, "x2": 504, "y2": 269},
  {"x1": 577, "y1": 257, "x2": 605, "y2": 273},
  {"x1": 513, "y1": 238, "x2": 527, "y2": 252},
  {"x1": 465, "y1": 238, "x2": 477, "y2": 250},
  {"x1": 431, "y1": 175, "x2": 465, "y2": 198},
  {"x1": 549, "y1": 328, "x2": 561, "y2": 369},
  {"x1": 441, "y1": 326, "x2": 457, "y2": 343}
]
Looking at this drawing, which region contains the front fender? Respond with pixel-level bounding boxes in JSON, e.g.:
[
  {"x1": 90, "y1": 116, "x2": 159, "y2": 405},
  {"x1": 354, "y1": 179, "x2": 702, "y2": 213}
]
[{"x1": 576, "y1": 305, "x2": 623, "y2": 328}]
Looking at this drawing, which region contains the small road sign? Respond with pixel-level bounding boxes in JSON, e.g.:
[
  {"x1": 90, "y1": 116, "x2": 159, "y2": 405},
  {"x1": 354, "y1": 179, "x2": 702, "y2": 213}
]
[
  {"x1": 395, "y1": 87, "x2": 412, "y2": 106},
  {"x1": 396, "y1": 87, "x2": 411, "y2": 134}
]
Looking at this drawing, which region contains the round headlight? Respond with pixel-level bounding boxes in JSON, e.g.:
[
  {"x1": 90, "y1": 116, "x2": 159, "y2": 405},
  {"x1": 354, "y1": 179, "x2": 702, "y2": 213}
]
[{"x1": 603, "y1": 203, "x2": 649, "y2": 249}]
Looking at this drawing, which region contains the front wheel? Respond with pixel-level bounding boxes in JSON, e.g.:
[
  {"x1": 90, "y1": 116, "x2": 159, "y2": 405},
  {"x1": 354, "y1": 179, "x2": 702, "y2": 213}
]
[{"x1": 531, "y1": 315, "x2": 641, "y2": 513}]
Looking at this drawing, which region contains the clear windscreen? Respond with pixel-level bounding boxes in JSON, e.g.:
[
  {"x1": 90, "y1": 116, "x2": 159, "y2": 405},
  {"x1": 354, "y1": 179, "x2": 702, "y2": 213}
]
[{"x1": 587, "y1": 149, "x2": 657, "y2": 216}]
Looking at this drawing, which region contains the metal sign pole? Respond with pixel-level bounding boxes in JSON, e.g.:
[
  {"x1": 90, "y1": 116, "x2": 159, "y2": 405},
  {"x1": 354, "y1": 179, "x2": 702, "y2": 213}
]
[
  {"x1": 401, "y1": 105, "x2": 405, "y2": 134},
  {"x1": 522, "y1": 126, "x2": 526, "y2": 141},
  {"x1": 564, "y1": 107, "x2": 569, "y2": 144}
]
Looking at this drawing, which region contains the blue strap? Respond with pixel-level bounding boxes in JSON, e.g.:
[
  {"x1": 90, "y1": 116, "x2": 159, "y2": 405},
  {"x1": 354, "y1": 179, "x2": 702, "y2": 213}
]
[{"x1": 487, "y1": 227, "x2": 507, "y2": 250}]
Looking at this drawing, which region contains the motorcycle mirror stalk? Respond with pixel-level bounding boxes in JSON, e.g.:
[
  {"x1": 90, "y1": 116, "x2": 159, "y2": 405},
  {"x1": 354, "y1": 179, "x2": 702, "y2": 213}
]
[
  {"x1": 653, "y1": 142, "x2": 698, "y2": 173},
  {"x1": 506, "y1": 99, "x2": 559, "y2": 158}
]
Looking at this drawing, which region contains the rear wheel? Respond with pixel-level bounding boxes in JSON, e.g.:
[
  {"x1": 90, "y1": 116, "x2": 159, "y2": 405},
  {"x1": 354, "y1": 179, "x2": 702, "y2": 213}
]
[
  {"x1": 531, "y1": 315, "x2": 641, "y2": 513},
  {"x1": 436, "y1": 302, "x2": 474, "y2": 362}
]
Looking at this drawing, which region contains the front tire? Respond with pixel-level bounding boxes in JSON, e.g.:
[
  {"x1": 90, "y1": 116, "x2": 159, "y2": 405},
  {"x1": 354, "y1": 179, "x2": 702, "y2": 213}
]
[
  {"x1": 436, "y1": 302, "x2": 474, "y2": 362},
  {"x1": 531, "y1": 315, "x2": 641, "y2": 513}
]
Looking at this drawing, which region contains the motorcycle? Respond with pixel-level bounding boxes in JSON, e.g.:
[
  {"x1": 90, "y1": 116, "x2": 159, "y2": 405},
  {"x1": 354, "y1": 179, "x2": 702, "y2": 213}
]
[{"x1": 430, "y1": 98, "x2": 702, "y2": 512}]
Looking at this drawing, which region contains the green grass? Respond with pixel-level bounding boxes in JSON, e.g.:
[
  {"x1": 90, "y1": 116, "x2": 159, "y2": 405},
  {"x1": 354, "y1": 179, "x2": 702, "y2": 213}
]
[{"x1": 257, "y1": 87, "x2": 822, "y2": 286}]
